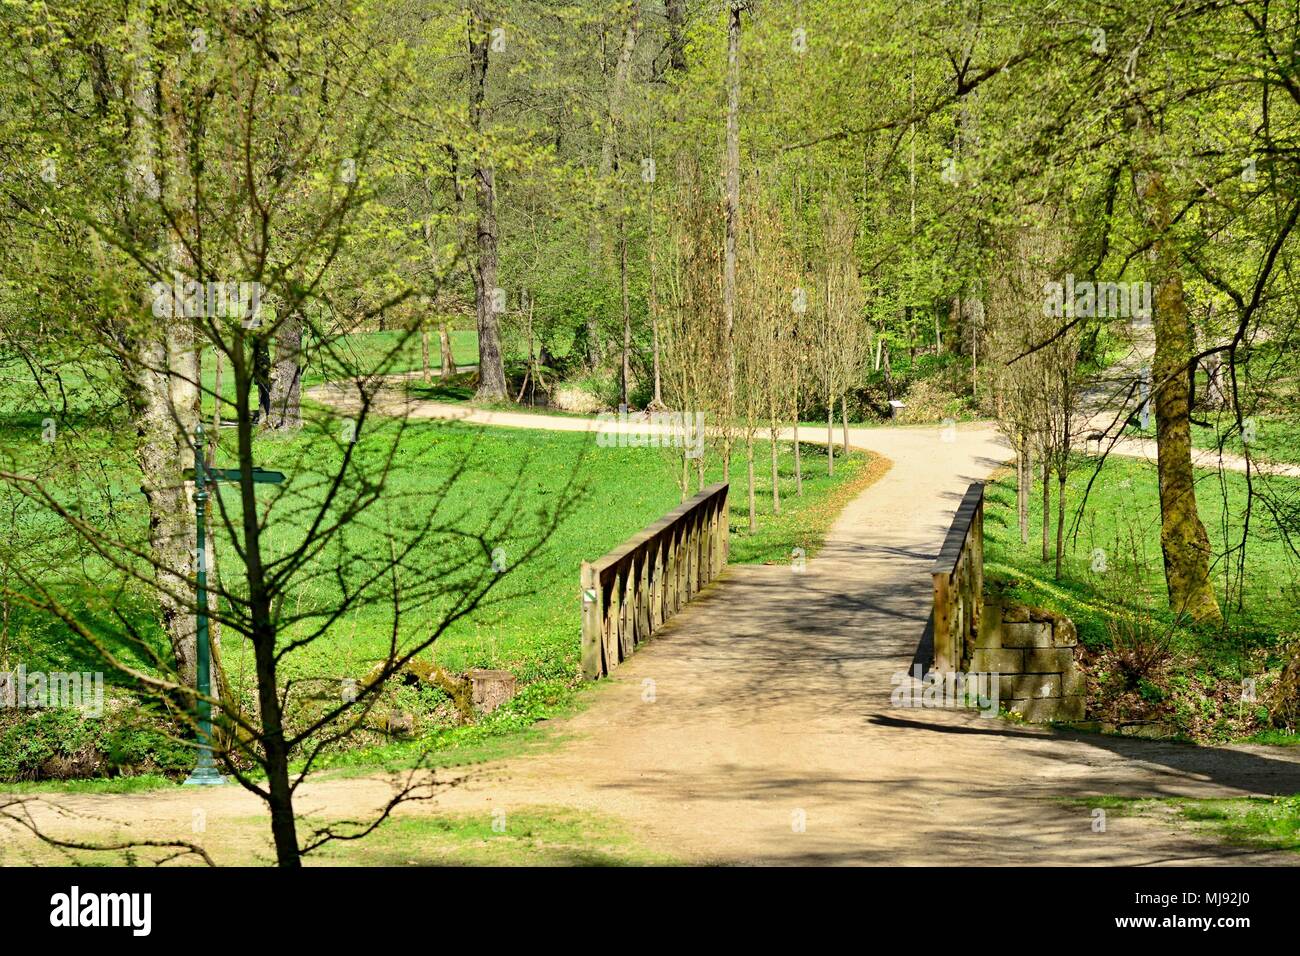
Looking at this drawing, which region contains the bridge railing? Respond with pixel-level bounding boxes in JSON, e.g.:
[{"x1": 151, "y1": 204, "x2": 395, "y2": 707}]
[
  {"x1": 931, "y1": 482, "x2": 984, "y2": 672},
  {"x1": 581, "y1": 482, "x2": 729, "y2": 680}
]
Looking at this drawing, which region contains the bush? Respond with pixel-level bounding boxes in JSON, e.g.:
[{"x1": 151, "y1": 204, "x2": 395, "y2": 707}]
[
  {"x1": 894, "y1": 378, "x2": 966, "y2": 424},
  {"x1": 550, "y1": 369, "x2": 622, "y2": 412},
  {"x1": 0, "y1": 696, "x2": 193, "y2": 782}
]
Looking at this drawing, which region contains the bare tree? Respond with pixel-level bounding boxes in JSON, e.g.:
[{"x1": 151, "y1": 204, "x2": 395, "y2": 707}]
[
  {"x1": 818, "y1": 199, "x2": 866, "y2": 476},
  {"x1": 0, "y1": 1, "x2": 578, "y2": 867},
  {"x1": 467, "y1": 1, "x2": 508, "y2": 402}
]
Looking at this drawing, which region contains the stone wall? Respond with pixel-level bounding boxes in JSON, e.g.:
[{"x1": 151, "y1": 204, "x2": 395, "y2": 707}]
[{"x1": 966, "y1": 596, "x2": 1084, "y2": 722}]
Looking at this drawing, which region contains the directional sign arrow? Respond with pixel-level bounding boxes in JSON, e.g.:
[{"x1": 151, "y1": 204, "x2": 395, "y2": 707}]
[{"x1": 184, "y1": 467, "x2": 285, "y2": 484}]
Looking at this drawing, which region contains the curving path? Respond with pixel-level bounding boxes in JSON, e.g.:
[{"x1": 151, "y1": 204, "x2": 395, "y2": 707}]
[{"x1": 6, "y1": 400, "x2": 1299, "y2": 865}]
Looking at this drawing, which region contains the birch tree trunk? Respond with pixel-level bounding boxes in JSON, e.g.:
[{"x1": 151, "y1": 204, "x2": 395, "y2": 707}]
[
  {"x1": 770, "y1": 427, "x2": 781, "y2": 515},
  {"x1": 587, "y1": 3, "x2": 642, "y2": 369},
  {"x1": 124, "y1": 2, "x2": 199, "y2": 686},
  {"x1": 746, "y1": 429, "x2": 756, "y2": 533},
  {"x1": 468, "y1": 2, "x2": 507, "y2": 402},
  {"x1": 439, "y1": 323, "x2": 455, "y2": 377}
]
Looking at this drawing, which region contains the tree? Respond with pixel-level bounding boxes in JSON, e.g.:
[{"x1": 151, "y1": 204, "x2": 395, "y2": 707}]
[
  {"x1": 466, "y1": 1, "x2": 509, "y2": 402},
  {"x1": 1131, "y1": 109, "x2": 1222, "y2": 623},
  {"x1": 818, "y1": 199, "x2": 866, "y2": 476},
  {"x1": 720, "y1": 1, "x2": 746, "y2": 482},
  {"x1": 0, "y1": 0, "x2": 578, "y2": 867}
]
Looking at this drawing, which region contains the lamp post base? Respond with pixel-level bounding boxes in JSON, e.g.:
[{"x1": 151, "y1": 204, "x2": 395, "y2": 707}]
[{"x1": 183, "y1": 766, "x2": 228, "y2": 786}]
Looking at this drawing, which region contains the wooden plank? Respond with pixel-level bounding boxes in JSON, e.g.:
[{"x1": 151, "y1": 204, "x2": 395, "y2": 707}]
[
  {"x1": 636, "y1": 549, "x2": 651, "y2": 643},
  {"x1": 930, "y1": 482, "x2": 986, "y2": 672},
  {"x1": 580, "y1": 562, "x2": 603, "y2": 680},
  {"x1": 603, "y1": 570, "x2": 620, "y2": 673},
  {"x1": 650, "y1": 537, "x2": 663, "y2": 631},
  {"x1": 619, "y1": 564, "x2": 634, "y2": 661},
  {"x1": 933, "y1": 572, "x2": 952, "y2": 671},
  {"x1": 684, "y1": 513, "x2": 695, "y2": 599},
  {"x1": 717, "y1": 502, "x2": 728, "y2": 574},
  {"x1": 670, "y1": 522, "x2": 681, "y2": 613}
]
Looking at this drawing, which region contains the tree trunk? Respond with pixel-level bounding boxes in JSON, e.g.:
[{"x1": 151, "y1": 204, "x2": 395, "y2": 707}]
[
  {"x1": 721, "y1": 2, "x2": 742, "y2": 484},
  {"x1": 770, "y1": 426, "x2": 781, "y2": 516},
  {"x1": 440, "y1": 323, "x2": 454, "y2": 377},
  {"x1": 1041, "y1": 456, "x2": 1051, "y2": 563},
  {"x1": 746, "y1": 432, "x2": 756, "y2": 533},
  {"x1": 793, "y1": 421, "x2": 803, "y2": 494},
  {"x1": 124, "y1": 3, "x2": 198, "y2": 688},
  {"x1": 665, "y1": 0, "x2": 688, "y2": 72},
  {"x1": 1055, "y1": 473, "x2": 1066, "y2": 580},
  {"x1": 1016, "y1": 446, "x2": 1028, "y2": 545},
  {"x1": 468, "y1": 3, "x2": 507, "y2": 402},
  {"x1": 840, "y1": 393, "x2": 850, "y2": 455},
  {"x1": 586, "y1": 3, "x2": 642, "y2": 370},
  {"x1": 792, "y1": 351, "x2": 803, "y2": 494},
  {"x1": 1135, "y1": 116, "x2": 1221, "y2": 623},
  {"x1": 212, "y1": 350, "x2": 224, "y2": 433},
  {"x1": 252, "y1": 337, "x2": 272, "y2": 424},
  {"x1": 1150, "y1": 273, "x2": 1221, "y2": 621},
  {"x1": 268, "y1": 310, "x2": 302, "y2": 430},
  {"x1": 648, "y1": 127, "x2": 662, "y2": 409},
  {"x1": 421, "y1": 328, "x2": 431, "y2": 384},
  {"x1": 620, "y1": 217, "x2": 631, "y2": 406},
  {"x1": 228, "y1": 342, "x2": 300, "y2": 865},
  {"x1": 254, "y1": 604, "x2": 298, "y2": 865},
  {"x1": 826, "y1": 400, "x2": 834, "y2": 476},
  {"x1": 128, "y1": 347, "x2": 199, "y2": 687}
]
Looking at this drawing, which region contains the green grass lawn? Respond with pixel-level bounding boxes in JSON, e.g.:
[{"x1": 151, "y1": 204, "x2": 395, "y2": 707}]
[
  {"x1": 1072, "y1": 795, "x2": 1300, "y2": 855},
  {"x1": 984, "y1": 453, "x2": 1300, "y2": 740}
]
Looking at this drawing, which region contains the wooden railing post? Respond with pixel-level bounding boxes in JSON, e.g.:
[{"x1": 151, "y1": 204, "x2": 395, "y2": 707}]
[
  {"x1": 580, "y1": 562, "x2": 603, "y2": 680},
  {"x1": 580, "y1": 483, "x2": 729, "y2": 679},
  {"x1": 933, "y1": 571, "x2": 952, "y2": 672}
]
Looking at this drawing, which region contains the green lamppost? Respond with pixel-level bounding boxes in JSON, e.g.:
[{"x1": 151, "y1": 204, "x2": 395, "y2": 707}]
[
  {"x1": 184, "y1": 423, "x2": 222, "y2": 785},
  {"x1": 181, "y1": 423, "x2": 284, "y2": 786}
]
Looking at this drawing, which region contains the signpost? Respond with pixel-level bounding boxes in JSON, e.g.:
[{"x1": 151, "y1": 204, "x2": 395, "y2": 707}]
[
  {"x1": 180, "y1": 423, "x2": 285, "y2": 786},
  {"x1": 1138, "y1": 366, "x2": 1151, "y2": 432}
]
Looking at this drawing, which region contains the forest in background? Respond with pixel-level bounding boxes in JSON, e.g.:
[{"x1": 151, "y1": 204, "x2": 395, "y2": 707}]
[{"x1": 0, "y1": 0, "x2": 1299, "y2": 865}]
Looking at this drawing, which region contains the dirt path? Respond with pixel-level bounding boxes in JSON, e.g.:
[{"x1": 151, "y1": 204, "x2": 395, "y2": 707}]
[
  {"x1": 6, "y1": 410, "x2": 1299, "y2": 865},
  {"x1": 308, "y1": 379, "x2": 1300, "y2": 477}
]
